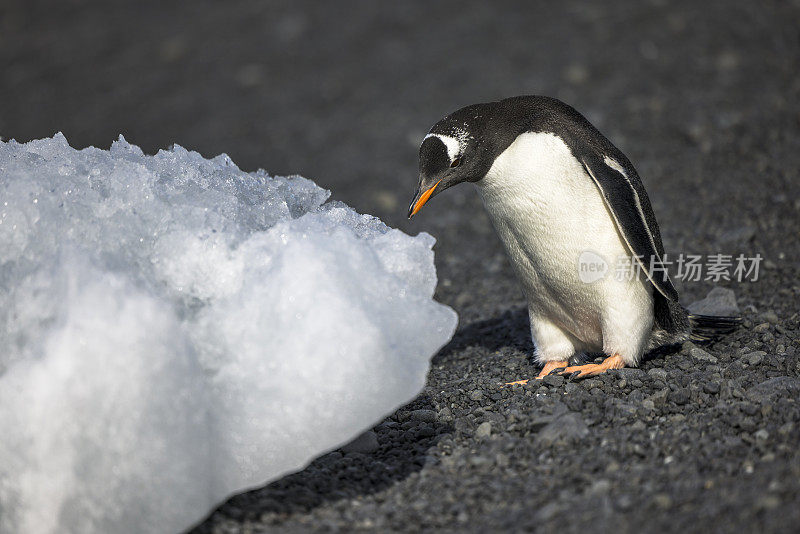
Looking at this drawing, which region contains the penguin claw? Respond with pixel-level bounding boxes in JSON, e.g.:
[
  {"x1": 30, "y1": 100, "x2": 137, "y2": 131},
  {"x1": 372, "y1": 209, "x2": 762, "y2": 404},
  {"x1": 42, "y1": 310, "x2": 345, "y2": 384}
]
[
  {"x1": 557, "y1": 354, "x2": 626, "y2": 378},
  {"x1": 534, "y1": 360, "x2": 569, "y2": 380},
  {"x1": 502, "y1": 360, "x2": 572, "y2": 387},
  {"x1": 503, "y1": 379, "x2": 530, "y2": 387}
]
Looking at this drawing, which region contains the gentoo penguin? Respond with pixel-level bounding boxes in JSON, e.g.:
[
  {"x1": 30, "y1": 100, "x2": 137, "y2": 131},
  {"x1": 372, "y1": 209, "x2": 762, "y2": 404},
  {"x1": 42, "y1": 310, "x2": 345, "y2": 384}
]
[{"x1": 408, "y1": 96, "x2": 738, "y2": 381}]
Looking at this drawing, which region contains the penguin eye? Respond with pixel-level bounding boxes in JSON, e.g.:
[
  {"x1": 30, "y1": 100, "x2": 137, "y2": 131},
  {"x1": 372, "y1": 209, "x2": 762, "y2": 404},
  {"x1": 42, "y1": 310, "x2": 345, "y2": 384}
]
[{"x1": 450, "y1": 157, "x2": 461, "y2": 168}]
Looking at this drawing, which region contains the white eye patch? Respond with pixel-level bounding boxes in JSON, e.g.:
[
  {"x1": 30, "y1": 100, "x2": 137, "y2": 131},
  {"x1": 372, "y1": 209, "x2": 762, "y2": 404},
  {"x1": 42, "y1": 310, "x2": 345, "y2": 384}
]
[{"x1": 424, "y1": 133, "x2": 461, "y2": 162}]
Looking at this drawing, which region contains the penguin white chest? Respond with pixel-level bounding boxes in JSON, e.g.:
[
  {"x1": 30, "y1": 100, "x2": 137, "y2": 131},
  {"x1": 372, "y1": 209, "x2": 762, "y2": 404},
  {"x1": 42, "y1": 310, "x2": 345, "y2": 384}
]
[{"x1": 474, "y1": 132, "x2": 653, "y2": 354}]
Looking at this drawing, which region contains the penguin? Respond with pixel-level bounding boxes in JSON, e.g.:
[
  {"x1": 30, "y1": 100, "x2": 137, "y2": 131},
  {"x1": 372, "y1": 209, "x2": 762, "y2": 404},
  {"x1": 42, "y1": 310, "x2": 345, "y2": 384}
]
[{"x1": 408, "y1": 96, "x2": 738, "y2": 381}]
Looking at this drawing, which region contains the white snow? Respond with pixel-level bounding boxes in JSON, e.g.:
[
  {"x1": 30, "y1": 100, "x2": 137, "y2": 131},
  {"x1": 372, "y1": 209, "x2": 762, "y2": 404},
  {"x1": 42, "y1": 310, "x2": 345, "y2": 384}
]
[{"x1": 0, "y1": 134, "x2": 457, "y2": 534}]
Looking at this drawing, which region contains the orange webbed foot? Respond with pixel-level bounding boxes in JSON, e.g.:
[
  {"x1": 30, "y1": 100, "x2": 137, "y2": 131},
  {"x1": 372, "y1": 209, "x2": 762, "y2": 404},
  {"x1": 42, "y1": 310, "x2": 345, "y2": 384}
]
[
  {"x1": 559, "y1": 354, "x2": 626, "y2": 379},
  {"x1": 536, "y1": 360, "x2": 569, "y2": 379},
  {"x1": 502, "y1": 360, "x2": 568, "y2": 387}
]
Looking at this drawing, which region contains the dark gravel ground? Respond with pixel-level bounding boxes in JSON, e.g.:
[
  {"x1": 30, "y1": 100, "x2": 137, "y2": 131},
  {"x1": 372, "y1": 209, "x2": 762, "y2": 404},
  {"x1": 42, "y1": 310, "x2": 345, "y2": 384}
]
[{"x1": 3, "y1": 0, "x2": 799, "y2": 532}]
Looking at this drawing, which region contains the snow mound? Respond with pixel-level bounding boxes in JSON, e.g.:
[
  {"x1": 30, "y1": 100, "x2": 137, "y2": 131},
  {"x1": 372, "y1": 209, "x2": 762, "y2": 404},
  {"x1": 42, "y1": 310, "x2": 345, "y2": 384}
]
[{"x1": 0, "y1": 134, "x2": 457, "y2": 534}]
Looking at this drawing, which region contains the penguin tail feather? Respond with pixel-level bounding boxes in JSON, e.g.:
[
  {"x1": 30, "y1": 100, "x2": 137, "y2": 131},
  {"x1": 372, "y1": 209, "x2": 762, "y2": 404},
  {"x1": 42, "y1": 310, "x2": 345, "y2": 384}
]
[{"x1": 688, "y1": 313, "x2": 741, "y2": 343}]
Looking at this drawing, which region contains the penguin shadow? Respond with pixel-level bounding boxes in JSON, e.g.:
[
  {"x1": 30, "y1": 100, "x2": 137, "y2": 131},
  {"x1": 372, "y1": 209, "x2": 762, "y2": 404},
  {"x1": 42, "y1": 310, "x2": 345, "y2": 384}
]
[
  {"x1": 433, "y1": 306, "x2": 683, "y2": 367},
  {"x1": 188, "y1": 395, "x2": 451, "y2": 531}
]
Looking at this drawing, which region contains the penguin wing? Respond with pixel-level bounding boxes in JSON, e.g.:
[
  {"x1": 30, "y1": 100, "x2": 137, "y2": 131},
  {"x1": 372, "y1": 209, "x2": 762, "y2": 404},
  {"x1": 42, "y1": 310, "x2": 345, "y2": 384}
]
[{"x1": 580, "y1": 153, "x2": 680, "y2": 302}]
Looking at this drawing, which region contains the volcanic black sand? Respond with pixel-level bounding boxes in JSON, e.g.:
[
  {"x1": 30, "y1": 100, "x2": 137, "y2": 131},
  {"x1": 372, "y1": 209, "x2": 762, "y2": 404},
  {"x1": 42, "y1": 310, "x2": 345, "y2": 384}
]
[{"x1": 2, "y1": 0, "x2": 799, "y2": 532}]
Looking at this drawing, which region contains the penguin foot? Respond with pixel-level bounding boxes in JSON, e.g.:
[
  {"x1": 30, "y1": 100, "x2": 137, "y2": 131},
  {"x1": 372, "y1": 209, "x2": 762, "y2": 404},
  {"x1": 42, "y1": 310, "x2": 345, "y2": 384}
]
[
  {"x1": 503, "y1": 379, "x2": 530, "y2": 386},
  {"x1": 559, "y1": 354, "x2": 625, "y2": 379},
  {"x1": 536, "y1": 360, "x2": 569, "y2": 379},
  {"x1": 502, "y1": 360, "x2": 568, "y2": 386}
]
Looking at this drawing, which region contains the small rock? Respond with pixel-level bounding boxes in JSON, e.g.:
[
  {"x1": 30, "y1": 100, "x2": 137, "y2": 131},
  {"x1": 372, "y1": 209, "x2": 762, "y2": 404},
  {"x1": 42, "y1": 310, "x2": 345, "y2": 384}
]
[
  {"x1": 670, "y1": 388, "x2": 690, "y2": 405},
  {"x1": 628, "y1": 389, "x2": 645, "y2": 404},
  {"x1": 704, "y1": 382, "x2": 721, "y2": 394},
  {"x1": 528, "y1": 415, "x2": 554, "y2": 432},
  {"x1": 410, "y1": 409, "x2": 438, "y2": 423},
  {"x1": 618, "y1": 368, "x2": 647, "y2": 380},
  {"x1": 454, "y1": 418, "x2": 474, "y2": 433},
  {"x1": 475, "y1": 422, "x2": 492, "y2": 439},
  {"x1": 416, "y1": 425, "x2": 436, "y2": 439},
  {"x1": 341, "y1": 430, "x2": 379, "y2": 454},
  {"x1": 642, "y1": 399, "x2": 656, "y2": 411},
  {"x1": 748, "y1": 376, "x2": 800, "y2": 403},
  {"x1": 740, "y1": 402, "x2": 758, "y2": 416},
  {"x1": 754, "y1": 429, "x2": 769, "y2": 441},
  {"x1": 469, "y1": 390, "x2": 485, "y2": 401},
  {"x1": 542, "y1": 374, "x2": 565, "y2": 387},
  {"x1": 753, "y1": 322, "x2": 770, "y2": 333},
  {"x1": 648, "y1": 388, "x2": 670, "y2": 408},
  {"x1": 690, "y1": 346, "x2": 718, "y2": 364},
  {"x1": 742, "y1": 351, "x2": 766, "y2": 366},
  {"x1": 648, "y1": 368, "x2": 669, "y2": 382},
  {"x1": 318, "y1": 451, "x2": 343, "y2": 466},
  {"x1": 761, "y1": 310, "x2": 779, "y2": 324},
  {"x1": 536, "y1": 413, "x2": 589, "y2": 447},
  {"x1": 687, "y1": 287, "x2": 740, "y2": 316},
  {"x1": 582, "y1": 378, "x2": 602, "y2": 389}
]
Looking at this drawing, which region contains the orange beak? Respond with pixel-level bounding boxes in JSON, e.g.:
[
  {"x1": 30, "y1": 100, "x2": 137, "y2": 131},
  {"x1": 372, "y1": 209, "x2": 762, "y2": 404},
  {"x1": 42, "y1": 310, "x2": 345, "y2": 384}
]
[{"x1": 407, "y1": 179, "x2": 442, "y2": 219}]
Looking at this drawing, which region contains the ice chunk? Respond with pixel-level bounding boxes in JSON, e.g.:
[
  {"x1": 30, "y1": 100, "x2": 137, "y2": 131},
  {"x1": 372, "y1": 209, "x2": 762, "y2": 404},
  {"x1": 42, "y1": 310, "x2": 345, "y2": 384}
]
[{"x1": 0, "y1": 134, "x2": 457, "y2": 534}]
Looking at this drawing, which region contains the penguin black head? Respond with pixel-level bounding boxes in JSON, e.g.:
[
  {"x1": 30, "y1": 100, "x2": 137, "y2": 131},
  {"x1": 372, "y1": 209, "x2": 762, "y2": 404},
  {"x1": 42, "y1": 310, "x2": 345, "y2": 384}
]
[
  {"x1": 408, "y1": 103, "x2": 499, "y2": 218},
  {"x1": 408, "y1": 96, "x2": 603, "y2": 218}
]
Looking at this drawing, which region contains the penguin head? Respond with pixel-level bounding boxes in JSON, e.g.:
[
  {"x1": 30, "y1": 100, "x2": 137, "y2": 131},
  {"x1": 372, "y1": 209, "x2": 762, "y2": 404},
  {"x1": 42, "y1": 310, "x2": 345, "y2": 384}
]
[{"x1": 408, "y1": 104, "x2": 496, "y2": 218}]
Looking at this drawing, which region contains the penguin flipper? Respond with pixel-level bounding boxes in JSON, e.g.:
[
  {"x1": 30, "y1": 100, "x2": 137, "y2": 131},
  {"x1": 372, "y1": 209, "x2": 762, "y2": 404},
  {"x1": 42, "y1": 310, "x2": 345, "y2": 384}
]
[{"x1": 579, "y1": 154, "x2": 679, "y2": 302}]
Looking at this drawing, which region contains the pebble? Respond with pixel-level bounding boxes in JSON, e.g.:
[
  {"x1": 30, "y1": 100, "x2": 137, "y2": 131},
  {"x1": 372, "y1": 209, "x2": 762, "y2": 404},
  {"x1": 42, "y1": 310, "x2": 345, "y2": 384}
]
[
  {"x1": 469, "y1": 390, "x2": 485, "y2": 401},
  {"x1": 542, "y1": 374, "x2": 565, "y2": 387},
  {"x1": 690, "y1": 347, "x2": 718, "y2": 364},
  {"x1": 618, "y1": 368, "x2": 647, "y2": 380},
  {"x1": 649, "y1": 388, "x2": 670, "y2": 408},
  {"x1": 648, "y1": 368, "x2": 669, "y2": 381},
  {"x1": 409, "y1": 409, "x2": 438, "y2": 423},
  {"x1": 475, "y1": 422, "x2": 492, "y2": 439},
  {"x1": 341, "y1": 430, "x2": 379, "y2": 454},
  {"x1": 582, "y1": 378, "x2": 602, "y2": 389},
  {"x1": 670, "y1": 388, "x2": 690, "y2": 405},
  {"x1": 536, "y1": 413, "x2": 589, "y2": 447},
  {"x1": 687, "y1": 287, "x2": 740, "y2": 316},
  {"x1": 742, "y1": 351, "x2": 766, "y2": 366},
  {"x1": 761, "y1": 310, "x2": 779, "y2": 324}
]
